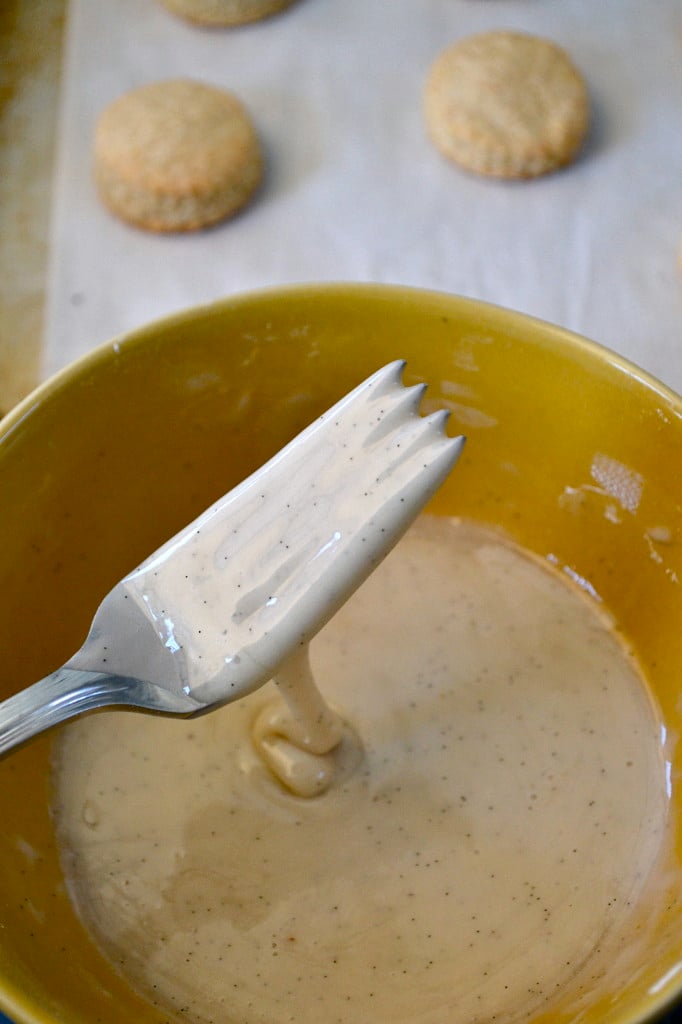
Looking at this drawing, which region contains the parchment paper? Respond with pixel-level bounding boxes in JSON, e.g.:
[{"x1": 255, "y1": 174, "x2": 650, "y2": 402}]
[{"x1": 45, "y1": 0, "x2": 682, "y2": 390}]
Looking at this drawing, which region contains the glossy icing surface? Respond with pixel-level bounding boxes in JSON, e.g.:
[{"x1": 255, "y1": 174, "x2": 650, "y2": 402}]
[{"x1": 52, "y1": 517, "x2": 669, "y2": 1024}]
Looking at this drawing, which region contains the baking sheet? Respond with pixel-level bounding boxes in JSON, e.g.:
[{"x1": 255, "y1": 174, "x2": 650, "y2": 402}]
[{"x1": 45, "y1": 0, "x2": 682, "y2": 390}]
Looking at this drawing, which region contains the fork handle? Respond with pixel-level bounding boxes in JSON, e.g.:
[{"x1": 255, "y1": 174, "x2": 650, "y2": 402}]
[{"x1": 0, "y1": 668, "x2": 140, "y2": 757}]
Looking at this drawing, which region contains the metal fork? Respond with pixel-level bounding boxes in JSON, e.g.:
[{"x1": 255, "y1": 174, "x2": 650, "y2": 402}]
[{"x1": 0, "y1": 361, "x2": 464, "y2": 756}]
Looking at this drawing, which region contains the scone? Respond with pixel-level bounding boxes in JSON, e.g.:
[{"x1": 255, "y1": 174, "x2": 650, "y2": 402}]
[
  {"x1": 93, "y1": 79, "x2": 263, "y2": 232},
  {"x1": 425, "y1": 31, "x2": 590, "y2": 179},
  {"x1": 158, "y1": 0, "x2": 300, "y2": 26}
]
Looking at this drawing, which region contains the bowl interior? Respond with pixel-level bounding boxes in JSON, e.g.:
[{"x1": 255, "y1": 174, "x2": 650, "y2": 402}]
[{"x1": 0, "y1": 284, "x2": 680, "y2": 1024}]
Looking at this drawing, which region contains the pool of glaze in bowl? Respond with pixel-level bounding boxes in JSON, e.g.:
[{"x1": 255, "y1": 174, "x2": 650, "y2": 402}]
[{"x1": 51, "y1": 514, "x2": 669, "y2": 1024}]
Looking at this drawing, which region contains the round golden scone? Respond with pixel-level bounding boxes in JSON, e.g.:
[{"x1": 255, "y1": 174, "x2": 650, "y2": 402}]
[
  {"x1": 94, "y1": 79, "x2": 263, "y2": 232},
  {"x1": 425, "y1": 31, "x2": 590, "y2": 179},
  {"x1": 158, "y1": 0, "x2": 299, "y2": 25}
]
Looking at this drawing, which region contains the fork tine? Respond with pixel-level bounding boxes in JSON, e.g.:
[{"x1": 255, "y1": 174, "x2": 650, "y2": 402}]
[
  {"x1": 374, "y1": 405, "x2": 453, "y2": 458},
  {"x1": 365, "y1": 382, "x2": 428, "y2": 442},
  {"x1": 373, "y1": 427, "x2": 464, "y2": 492},
  {"x1": 363, "y1": 359, "x2": 407, "y2": 397},
  {"x1": 319, "y1": 360, "x2": 407, "y2": 428}
]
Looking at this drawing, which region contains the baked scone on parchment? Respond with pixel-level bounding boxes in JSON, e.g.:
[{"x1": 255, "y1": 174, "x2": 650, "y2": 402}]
[
  {"x1": 158, "y1": 0, "x2": 300, "y2": 26},
  {"x1": 94, "y1": 79, "x2": 263, "y2": 232},
  {"x1": 425, "y1": 30, "x2": 590, "y2": 179}
]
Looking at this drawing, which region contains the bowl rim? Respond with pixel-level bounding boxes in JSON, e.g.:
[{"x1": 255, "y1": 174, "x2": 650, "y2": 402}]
[{"x1": 2, "y1": 283, "x2": 682, "y2": 443}]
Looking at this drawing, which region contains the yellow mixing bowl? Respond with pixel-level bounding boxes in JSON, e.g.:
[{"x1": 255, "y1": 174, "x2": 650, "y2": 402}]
[{"x1": 0, "y1": 284, "x2": 679, "y2": 1024}]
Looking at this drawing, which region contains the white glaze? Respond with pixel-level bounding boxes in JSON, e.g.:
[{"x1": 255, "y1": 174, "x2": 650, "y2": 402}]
[
  {"x1": 251, "y1": 647, "x2": 347, "y2": 797},
  {"x1": 67, "y1": 362, "x2": 463, "y2": 709},
  {"x1": 52, "y1": 517, "x2": 671, "y2": 1024}
]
